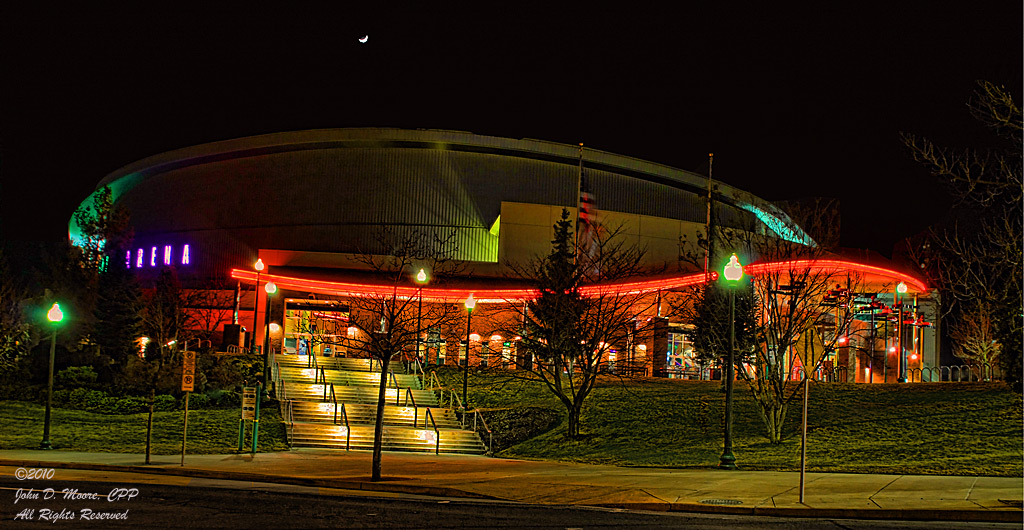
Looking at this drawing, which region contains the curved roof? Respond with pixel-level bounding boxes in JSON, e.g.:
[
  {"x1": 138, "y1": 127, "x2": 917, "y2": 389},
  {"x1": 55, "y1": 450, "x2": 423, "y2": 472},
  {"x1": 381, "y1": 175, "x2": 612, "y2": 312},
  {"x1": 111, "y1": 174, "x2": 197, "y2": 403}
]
[{"x1": 74, "y1": 128, "x2": 814, "y2": 248}]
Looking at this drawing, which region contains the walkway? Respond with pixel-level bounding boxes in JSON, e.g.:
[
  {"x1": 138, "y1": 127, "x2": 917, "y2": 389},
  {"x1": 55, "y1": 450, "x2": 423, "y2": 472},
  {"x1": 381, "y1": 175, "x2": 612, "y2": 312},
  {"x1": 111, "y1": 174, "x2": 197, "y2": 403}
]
[{"x1": 1, "y1": 449, "x2": 1020, "y2": 522}]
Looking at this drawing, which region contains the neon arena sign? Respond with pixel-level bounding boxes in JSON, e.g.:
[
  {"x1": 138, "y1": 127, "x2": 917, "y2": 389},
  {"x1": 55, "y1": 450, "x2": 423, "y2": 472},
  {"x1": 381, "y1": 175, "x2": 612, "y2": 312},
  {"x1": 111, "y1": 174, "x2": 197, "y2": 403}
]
[{"x1": 126, "y1": 244, "x2": 192, "y2": 268}]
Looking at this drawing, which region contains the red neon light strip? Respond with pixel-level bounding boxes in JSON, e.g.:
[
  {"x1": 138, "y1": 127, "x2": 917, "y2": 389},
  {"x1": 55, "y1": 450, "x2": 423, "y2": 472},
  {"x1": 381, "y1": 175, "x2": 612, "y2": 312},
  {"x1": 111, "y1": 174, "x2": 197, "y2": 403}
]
[
  {"x1": 230, "y1": 259, "x2": 925, "y2": 302},
  {"x1": 742, "y1": 259, "x2": 927, "y2": 292}
]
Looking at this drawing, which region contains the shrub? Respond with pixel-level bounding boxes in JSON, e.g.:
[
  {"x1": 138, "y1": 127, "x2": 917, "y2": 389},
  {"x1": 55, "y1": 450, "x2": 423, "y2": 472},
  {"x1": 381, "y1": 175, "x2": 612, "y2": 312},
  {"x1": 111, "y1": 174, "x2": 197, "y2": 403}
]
[
  {"x1": 153, "y1": 394, "x2": 176, "y2": 412},
  {"x1": 82, "y1": 390, "x2": 107, "y2": 412},
  {"x1": 111, "y1": 396, "x2": 147, "y2": 415},
  {"x1": 55, "y1": 366, "x2": 98, "y2": 389},
  {"x1": 205, "y1": 389, "x2": 237, "y2": 408},
  {"x1": 483, "y1": 407, "x2": 562, "y2": 453},
  {"x1": 67, "y1": 388, "x2": 91, "y2": 409},
  {"x1": 185, "y1": 393, "x2": 210, "y2": 409},
  {"x1": 50, "y1": 389, "x2": 70, "y2": 407}
]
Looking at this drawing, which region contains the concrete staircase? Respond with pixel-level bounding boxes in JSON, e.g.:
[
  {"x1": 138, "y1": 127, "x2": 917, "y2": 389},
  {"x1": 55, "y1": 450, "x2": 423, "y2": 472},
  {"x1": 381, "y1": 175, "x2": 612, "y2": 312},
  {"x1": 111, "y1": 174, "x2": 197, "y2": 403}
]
[{"x1": 273, "y1": 354, "x2": 487, "y2": 454}]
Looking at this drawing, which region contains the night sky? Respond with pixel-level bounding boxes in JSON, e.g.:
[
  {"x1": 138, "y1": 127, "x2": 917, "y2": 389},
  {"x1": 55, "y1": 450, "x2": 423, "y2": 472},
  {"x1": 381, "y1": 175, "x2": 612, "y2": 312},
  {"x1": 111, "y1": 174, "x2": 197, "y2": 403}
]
[{"x1": 2, "y1": 5, "x2": 1020, "y2": 257}]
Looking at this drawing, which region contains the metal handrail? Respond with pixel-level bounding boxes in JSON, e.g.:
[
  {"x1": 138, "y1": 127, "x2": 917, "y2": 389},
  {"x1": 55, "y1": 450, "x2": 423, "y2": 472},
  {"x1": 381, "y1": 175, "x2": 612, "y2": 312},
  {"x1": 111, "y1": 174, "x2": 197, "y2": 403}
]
[
  {"x1": 339, "y1": 402, "x2": 351, "y2": 451},
  {"x1": 283, "y1": 399, "x2": 294, "y2": 445},
  {"x1": 423, "y1": 408, "x2": 440, "y2": 455},
  {"x1": 327, "y1": 383, "x2": 337, "y2": 422},
  {"x1": 425, "y1": 371, "x2": 441, "y2": 391},
  {"x1": 449, "y1": 390, "x2": 466, "y2": 428},
  {"x1": 319, "y1": 366, "x2": 329, "y2": 399},
  {"x1": 403, "y1": 387, "x2": 419, "y2": 427},
  {"x1": 470, "y1": 409, "x2": 493, "y2": 455}
]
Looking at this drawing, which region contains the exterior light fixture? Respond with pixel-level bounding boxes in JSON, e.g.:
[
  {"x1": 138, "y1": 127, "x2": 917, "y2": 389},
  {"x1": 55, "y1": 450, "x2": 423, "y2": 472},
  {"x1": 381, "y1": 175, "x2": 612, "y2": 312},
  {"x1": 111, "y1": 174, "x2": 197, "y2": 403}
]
[
  {"x1": 463, "y1": 294, "x2": 476, "y2": 408},
  {"x1": 42, "y1": 302, "x2": 65, "y2": 449},
  {"x1": 720, "y1": 253, "x2": 743, "y2": 470},
  {"x1": 415, "y1": 268, "x2": 428, "y2": 365}
]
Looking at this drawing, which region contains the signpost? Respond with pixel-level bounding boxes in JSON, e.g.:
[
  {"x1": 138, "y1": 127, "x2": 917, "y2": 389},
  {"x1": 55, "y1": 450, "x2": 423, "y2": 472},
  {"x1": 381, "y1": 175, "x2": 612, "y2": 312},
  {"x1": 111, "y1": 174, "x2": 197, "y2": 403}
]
[
  {"x1": 239, "y1": 386, "x2": 256, "y2": 451},
  {"x1": 180, "y1": 350, "x2": 197, "y2": 466}
]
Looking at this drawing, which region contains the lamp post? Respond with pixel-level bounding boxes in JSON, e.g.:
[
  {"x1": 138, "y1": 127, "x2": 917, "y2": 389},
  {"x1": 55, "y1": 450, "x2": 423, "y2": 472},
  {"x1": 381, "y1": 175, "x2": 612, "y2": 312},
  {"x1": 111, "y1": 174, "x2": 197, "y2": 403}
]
[
  {"x1": 262, "y1": 280, "x2": 277, "y2": 392},
  {"x1": 416, "y1": 269, "x2": 428, "y2": 366},
  {"x1": 719, "y1": 254, "x2": 743, "y2": 470},
  {"x1": 895, "y1": 282, "x2": 908, "y2": 383},
  {"x1": 463, "y1": 294, "x2": 476, "y2": 410},
  {"x1": 41, "y1": 302, "x2": 64, "y2": 450},
  {"x1": 252, "y1": 258, "x2": 264, "y2": 352}
]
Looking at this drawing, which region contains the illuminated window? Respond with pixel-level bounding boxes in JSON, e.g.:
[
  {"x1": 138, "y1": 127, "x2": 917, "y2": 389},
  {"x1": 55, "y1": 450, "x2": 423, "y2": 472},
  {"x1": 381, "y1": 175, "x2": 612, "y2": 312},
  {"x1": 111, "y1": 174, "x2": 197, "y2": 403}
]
[
  {"x1": 163, "y1": 245, "x2": 172, "y2": 265},
  {"x1": 150, "y1": 247, "x2": 157, "y2": 267},
  {"x1": 136, "y1": 249, "x2": 144, "y2": 268},
  {"x1": 126, "y1": 250, "x2": 131, "y2": 269},
  {"x1": 181, "y1": 244, "x2": 190, "y2": 265}
]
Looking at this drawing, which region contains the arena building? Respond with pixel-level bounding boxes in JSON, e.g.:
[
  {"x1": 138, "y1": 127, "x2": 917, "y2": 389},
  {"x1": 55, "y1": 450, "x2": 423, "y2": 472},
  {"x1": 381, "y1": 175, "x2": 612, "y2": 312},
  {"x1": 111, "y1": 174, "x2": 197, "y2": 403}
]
[{"x1": 71, "y1": 128, "x2": 938, "y2": 383}]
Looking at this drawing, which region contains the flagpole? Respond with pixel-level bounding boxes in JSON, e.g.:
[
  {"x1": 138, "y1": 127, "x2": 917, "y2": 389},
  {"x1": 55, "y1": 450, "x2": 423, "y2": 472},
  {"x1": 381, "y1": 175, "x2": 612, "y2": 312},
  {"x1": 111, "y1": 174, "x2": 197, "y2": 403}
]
[
  {"x1": 575, "y1": 142, "x2": 584, "y2": 265},
  {"x1": 705, "y1": 152, "x2": 713, "y2": 280}
]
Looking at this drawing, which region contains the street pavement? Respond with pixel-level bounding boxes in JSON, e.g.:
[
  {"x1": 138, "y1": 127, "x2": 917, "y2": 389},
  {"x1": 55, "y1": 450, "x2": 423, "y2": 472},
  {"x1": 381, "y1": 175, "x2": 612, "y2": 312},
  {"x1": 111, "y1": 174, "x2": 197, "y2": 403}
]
[{"x1": 1, "y1": 449, "x2": 1021, "y2": 523}]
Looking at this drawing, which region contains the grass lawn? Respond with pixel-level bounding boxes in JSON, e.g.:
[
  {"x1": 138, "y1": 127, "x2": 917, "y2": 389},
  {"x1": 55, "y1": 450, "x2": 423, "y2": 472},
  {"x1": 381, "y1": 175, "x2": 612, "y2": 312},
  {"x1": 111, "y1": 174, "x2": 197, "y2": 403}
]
[
  {"x1": 436, "y1": 367, "x2": 1023, "y2": 477},
  {"x1": 0, "y1": 401, "x2": 289, "y2": 454}
]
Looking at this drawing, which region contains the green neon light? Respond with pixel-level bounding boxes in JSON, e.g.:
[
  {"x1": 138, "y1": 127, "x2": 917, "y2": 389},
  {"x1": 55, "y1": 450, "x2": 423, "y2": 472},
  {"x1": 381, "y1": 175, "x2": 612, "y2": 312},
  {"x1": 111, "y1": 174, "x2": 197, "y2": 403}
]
[{"x1": 738, "y1": 204, "x2": 816, "y2": 247}]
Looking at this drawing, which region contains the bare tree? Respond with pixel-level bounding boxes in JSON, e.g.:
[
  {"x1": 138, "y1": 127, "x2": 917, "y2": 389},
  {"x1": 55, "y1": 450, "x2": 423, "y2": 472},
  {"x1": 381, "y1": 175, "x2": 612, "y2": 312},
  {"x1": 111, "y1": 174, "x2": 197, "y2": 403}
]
[
  {"x1": 947, "y1": 300, "x2": 1001, "y2": 369},
  {"x1": 901, "y1": 80, "x2": 1022, "y2": 391},
  {"x1": 685, "y1": 201, "x2": 865, "y2": 443},
  {"x1": 345, "y1": 228, "x2": 465, "y2": 481}
]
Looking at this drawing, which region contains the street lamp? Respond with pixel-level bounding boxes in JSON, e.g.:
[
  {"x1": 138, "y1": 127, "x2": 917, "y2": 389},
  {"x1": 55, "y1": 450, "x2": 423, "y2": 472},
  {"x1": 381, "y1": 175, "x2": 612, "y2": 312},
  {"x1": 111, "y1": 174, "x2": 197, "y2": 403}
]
[
  {"x1": 262, "y1": 280, "x2": 277, "y2": 389},
  {"x1": 41, "y1": 302, "x2": 64, "y2": 450},
  {"x1": 463, "y1": 294, "x2": 476, "y2": 410},
  {"x1": 415, "y1": 269, "x2": 428, "y2": 366},
  {"x1": 719, "y1": 254, "x2": 742, "y2": 470},
  {"x1": 895, "y1": 282, "x2": 908, "y2": 383},
  {"x1": 252, "y1": 258, "x2": 264, "y2": 352}
]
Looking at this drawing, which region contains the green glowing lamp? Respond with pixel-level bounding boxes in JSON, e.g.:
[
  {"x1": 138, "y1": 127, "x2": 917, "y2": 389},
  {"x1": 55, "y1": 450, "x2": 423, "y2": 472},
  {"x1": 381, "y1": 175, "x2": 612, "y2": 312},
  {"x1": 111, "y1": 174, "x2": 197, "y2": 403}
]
[
  {"x1": 464, "y1": 293, "x2": 476, "y2": 311},
  {"x1": 416, "y1": 268, "x2": 427, "y2": 283},
  {"x1": 265, "y1": 281, "x2": 277, "y2": 295},
  {"x1": 723, "y1": 254, "x2": 744, "y2": 282},
  {"x1": 47, "y1": 303, "x2": 64, "y2": 323}
]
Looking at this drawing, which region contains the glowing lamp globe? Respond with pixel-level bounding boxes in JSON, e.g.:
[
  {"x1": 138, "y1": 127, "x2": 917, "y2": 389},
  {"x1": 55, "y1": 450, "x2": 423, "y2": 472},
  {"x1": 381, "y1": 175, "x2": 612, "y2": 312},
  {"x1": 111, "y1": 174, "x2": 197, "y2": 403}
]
[
  {"x1": 265, "y1": 281, "x2": 277, "y2": 295},
  {"x1": 47, "y1": 303, "x2": 64, "y2": 323},
  {"x1": 268, "y1": 323, "x2": 281, "y2": 334},
  {"x1": 723, "y1": 254, "x2": 743, "y2": 282},
  {"x1": 896, "y1": 281, "x2": 908, "y2": 294},
  {"x1": 416, "y1": 268, "x2": 427, "y2": 283},
  {"x1": 469, "y1": 333, "x2": 480, "y2": 342},
  {"x1": 465, "y1": 294, "x2": 476, "y2": 311},
  {"x1": 254, "y1": 258, "x2": 265, "y2": 272}
]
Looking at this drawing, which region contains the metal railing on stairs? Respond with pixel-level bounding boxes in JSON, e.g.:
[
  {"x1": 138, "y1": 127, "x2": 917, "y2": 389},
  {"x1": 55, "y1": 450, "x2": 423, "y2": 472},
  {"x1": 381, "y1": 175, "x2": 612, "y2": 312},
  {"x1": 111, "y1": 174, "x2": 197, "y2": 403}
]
[
  {"x1": 402, "y1": 387, "x2": 420, "y2": 427},
  {"x1": 283, "y1": 399, "x2": 294, "y2": 445},
  {"x1": 326, "y1": 383, "x2": 351, "y2": 451},
  {"x1": 423, "y1": 408, "x2": 440, "y2": 455},
  {"x1": 442, "y1": 387, "x2": 493, "y2": 455}
]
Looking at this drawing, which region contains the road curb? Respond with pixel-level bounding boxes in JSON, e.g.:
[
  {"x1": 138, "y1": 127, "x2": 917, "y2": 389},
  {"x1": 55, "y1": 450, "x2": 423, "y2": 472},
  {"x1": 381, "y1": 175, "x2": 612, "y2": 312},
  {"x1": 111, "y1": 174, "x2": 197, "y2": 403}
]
[
  {"x1": 0, "y1": 459, "x2": 496, "y2": 501},
  {"x1": 3, "y1": 458, "x2": 1021, "y2": 523},
  {"x1": 592, "y1": 502, "x2": 1024, "y2": 523}
]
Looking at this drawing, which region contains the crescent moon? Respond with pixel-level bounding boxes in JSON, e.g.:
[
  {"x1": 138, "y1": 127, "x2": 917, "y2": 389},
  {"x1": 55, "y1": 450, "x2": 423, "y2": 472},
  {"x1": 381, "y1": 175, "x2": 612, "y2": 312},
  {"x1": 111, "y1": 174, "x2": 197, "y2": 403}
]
[{"x1": 358, "y1": 35, "x2": 368, "y2": 43}]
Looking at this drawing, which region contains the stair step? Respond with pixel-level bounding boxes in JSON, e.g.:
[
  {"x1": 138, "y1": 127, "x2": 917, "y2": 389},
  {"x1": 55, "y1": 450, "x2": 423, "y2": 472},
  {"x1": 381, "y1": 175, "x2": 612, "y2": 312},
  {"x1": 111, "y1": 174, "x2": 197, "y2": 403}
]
[{"x1": 271, "y1": 355, "x2": 485, "y2": 455}]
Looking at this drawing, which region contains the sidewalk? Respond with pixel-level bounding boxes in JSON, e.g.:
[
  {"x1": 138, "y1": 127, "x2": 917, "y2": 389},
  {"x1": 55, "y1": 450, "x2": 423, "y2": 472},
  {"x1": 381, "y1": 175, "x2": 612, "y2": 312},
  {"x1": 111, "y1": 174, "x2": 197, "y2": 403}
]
[{"x1": 1, "y1": 449, "x2": 1021, "y2": 522}]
